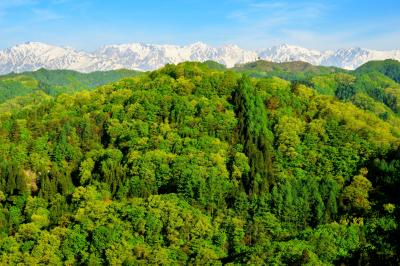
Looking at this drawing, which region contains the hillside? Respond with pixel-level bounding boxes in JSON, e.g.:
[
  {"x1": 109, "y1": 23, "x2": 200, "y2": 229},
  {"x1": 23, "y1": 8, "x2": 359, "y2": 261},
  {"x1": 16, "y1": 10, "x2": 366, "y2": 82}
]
[
  {"x1": 355, "y1": 59, "x2": 400, "y2": 83},
  {"x1": 232, "y1": 60, "x2": 345, "y2": 80},
  {"x1": 232, "y1": 59, "x2": 400, "y2": 116},
  {"x1": 0, "y1": 68, "x2": 141, "y2": 103},
  {"x1": 0, "y1": 62, "x2": 399, "y2": 264}
]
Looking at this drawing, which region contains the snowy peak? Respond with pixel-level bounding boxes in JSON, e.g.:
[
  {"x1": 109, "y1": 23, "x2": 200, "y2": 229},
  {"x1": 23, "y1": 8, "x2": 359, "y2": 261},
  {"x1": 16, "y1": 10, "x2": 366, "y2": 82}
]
[
  {"x1": 321, "y1": 47, "x2": 400, "y2": 70},
  {"x1": 258, "y1": 44, "x2": 324, "y2": 65},
  {"x1": 93, "y1": 42, "x2": 256, "y2": 70},
  {"x1": 8, "y1": 41, "x2": 57, "y2": 51},
  {"x1": 258, "y1": 44, "x2": 400, "y2": 70},
  {"x1": 0, "y1": 42, "x2": 399, "y2": 74}
]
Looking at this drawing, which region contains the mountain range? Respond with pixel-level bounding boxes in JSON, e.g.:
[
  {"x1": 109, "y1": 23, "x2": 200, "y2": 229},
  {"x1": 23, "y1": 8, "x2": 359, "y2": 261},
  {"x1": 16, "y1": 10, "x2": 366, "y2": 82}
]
[{"x1": 0, "y1": 41, "x2": 399, "y2": 74}]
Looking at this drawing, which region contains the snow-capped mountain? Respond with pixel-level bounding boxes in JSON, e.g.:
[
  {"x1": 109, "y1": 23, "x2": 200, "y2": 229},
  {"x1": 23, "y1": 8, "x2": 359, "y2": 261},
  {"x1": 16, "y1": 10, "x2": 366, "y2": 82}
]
[
  {"x1": 0, "y1": 42, "x2": 123, "y2": 74},
  {"x1": 0, "y1": 41, "x2": 399, "y2": 74},
  {"x1": 320, "y1": 48, "x2": 400, "y2": 70},
  {"x1": 258, "y1": 44, "x2": 326, "y2": 66},
  {"x1": 94, "y1": 42, "x2": 257, "y2": 70},
  {"x1": 257, "y1": 44, "x2": 400, "y2": 70}
]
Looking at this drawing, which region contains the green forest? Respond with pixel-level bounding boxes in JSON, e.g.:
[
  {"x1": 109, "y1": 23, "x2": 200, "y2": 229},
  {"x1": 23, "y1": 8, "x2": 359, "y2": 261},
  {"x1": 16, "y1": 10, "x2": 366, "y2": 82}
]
[
  {"x1": 0, "y1": 68, "x2": 140, "y2": 104},
  {"x1": 0, "y1": 59, "x2": 400, "y2": 265}
]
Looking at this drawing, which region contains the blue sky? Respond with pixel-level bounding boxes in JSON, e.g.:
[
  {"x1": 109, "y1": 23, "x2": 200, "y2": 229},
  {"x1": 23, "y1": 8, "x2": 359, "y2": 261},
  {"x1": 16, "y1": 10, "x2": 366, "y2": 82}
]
[{"x1": 0, "y1": 0, "x2": 399, "y2": 51}]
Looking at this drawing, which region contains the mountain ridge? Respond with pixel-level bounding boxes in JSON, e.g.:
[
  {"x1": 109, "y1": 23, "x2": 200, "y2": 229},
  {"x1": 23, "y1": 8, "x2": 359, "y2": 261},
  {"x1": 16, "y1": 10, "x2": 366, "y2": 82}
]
[{"x1": 0, "y1": 41, "x2": 399, "y2": 74}]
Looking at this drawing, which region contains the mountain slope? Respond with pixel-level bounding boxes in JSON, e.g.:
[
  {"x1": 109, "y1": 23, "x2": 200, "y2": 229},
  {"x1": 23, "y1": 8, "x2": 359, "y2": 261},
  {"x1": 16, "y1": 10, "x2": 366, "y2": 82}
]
[
  {"x1": 355, "y1": 59, "x2": 400, "y2": 83},
  {"x1": 232, "y1": 60, "x2": 345, "y2": 80},
  {"x1": 0, "y1": 42, "x2": 123, "y2": 74},
  {"x1": 0, "y1": 68, "x2": 140, "y2": 103},
  {"x1": 0, "y1": 42, "x2": 399, "y2": 74},
  {"x1": 230, "y1": 59, "x2": 400, "y2": 117},
  {"x1": 95, "y1": 42, "x2": 257, "y2": 70}
]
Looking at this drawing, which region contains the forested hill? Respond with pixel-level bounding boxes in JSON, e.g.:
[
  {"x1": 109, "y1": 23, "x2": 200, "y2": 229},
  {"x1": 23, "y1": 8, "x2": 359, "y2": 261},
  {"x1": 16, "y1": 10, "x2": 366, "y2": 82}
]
[
  {"x1": 232, "y1": 60, "x2": 345, "y2": 80},
  {"x1": 0, "y1": 61, "x2": 400, "y2": 265},
  {"x1": 233, "y1": 59, "x2": 400, "y2": 115},
  {"x1": 0, "y1": 68, "x2": 141, "y2": 103}
]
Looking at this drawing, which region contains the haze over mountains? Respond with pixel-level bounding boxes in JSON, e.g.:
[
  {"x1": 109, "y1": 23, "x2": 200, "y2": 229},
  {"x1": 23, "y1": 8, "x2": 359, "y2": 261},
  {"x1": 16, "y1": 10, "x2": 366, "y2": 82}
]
[{"x1": 0, "y1": 41, "x2": 399, "y2": 74}]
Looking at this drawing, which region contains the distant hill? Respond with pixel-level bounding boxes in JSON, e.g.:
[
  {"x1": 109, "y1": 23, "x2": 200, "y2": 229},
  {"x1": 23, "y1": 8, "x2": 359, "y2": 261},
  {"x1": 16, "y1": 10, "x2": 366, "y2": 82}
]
[
  {"x1": 229, "y1": 59, "x2": 400, "y2": 116},
  {"x1": 202, "y1": 60, "x2": 227, "y2": 70},
  {"x1": 232, "y1": 60, "x2": 345, "y2": 80},
  {"x1": 354, "y1": 59, "x2": 400, "y2": 83},
  {"x1": 0, "y1": 68, "x2": 141, "y2": 103}
]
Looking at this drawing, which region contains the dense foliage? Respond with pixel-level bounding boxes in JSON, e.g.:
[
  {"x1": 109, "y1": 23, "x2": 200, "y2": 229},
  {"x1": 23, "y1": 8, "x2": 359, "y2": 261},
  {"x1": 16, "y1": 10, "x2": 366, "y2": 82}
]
[
  {"x1": 0, "y1": 61, "x2": 400, "y2": 265},
  {"x1": 239, "y1": 59, "x2": 400, "y2": 117}
]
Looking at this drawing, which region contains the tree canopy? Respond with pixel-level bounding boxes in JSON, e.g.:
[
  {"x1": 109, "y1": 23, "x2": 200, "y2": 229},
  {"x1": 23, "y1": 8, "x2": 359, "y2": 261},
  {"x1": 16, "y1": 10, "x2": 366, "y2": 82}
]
[{"x1": 0, "y1": 60, "x2": 400, "y2": 265}]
